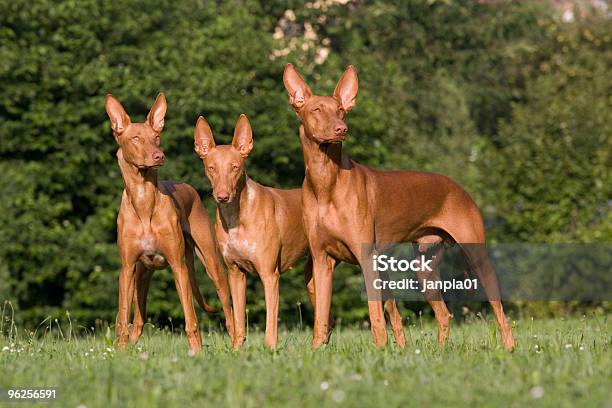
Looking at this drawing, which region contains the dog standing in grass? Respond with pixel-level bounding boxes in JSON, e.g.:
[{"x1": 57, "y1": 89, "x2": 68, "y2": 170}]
[
  {"x1": 194, "y1": 114, "x2": 315, "y2": 349},
  {"x1": 283, "y1": 64, "x2": 515, "y2": 351},
  {"x1": 106, "y1": 93, "x2": 234, "y2": 352}
]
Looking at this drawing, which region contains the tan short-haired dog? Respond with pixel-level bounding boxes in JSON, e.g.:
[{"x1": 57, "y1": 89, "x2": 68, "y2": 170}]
[
  {"x1": 105, "y1": 93, "x2": 234, "y2": 352},
  {"x1": 283, "y1": 64, "x2": 515, "y2": 351},
  {"x1": 194, "y1": 114, "x2": 312, "y2": 349}
]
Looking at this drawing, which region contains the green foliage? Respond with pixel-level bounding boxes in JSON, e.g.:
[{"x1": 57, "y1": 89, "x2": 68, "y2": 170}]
[
  {"x1": 0, "y1": 0, "x2": 610, "y2": 329},
  {"x1": 482, "y1": 14, "x2": 612, "y2": 242}
]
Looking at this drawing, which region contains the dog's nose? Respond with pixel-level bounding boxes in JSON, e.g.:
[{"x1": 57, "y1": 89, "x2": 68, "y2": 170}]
[
  {"x1": 152, "y1": 151, "x2": 165, "y2": 163},
  {"x1": 216, "y1": 191, "x2": 230, "y2": 203},
  {"x1": 335, "y1": 124, "x2": 348, "y2": 136}
]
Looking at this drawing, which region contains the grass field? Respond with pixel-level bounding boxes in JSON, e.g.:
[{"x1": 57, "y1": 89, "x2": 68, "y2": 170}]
[{"x1": 1, "y1": 315, "x2": 610, "y2": 407}]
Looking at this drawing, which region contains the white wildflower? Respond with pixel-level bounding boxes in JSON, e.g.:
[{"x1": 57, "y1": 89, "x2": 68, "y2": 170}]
[{"x1": 530, "y1": 386, "x2": 544, "y2": 399}]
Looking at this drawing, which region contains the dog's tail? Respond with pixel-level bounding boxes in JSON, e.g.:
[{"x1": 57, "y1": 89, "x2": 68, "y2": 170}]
[
  {"x1": 184, "y1": 243, "x2": 218, "y2": 314},
  {"x1": 190, "y1": 270, "x2": 218, "y2": 314}
]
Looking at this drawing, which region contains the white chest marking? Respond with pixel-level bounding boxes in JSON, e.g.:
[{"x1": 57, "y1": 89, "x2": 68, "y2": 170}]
[
  {"x1": 137, "y1": 186, "x2": 145, "y2": 200},
  {"x1": 139, "y1": 238, "x2": 154, "y2": 252},
  {"x1": 223, "y1": 229, "x2": 257, "y2": 260}
]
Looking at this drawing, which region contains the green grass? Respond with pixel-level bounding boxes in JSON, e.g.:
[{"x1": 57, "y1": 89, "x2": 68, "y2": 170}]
[{"x1": 1, "y1": 315, "x2": 610, "y2": 407}]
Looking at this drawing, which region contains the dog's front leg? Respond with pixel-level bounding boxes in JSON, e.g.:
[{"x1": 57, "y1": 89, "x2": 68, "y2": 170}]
[
  {"x1": 170, "y1": 259, "x2": 201, "y2": 353},
  {"x1": 115, "y1": 260, "x2": 137, "y2": 350},
  {"x1": 261, "y1": 267, "x2": 280, "y2": 350},
  {"x1": 227, "y1": 264, "x2": 246, "y2": 349},
  {"x1": 310, "y1": 251, "x2": 337, "y2": 350},
  {"x1": 358, "y1": 243, "x2": 391, "y2": 349},
  {"x1": 161, "y1": 232, "x2": 202, "y2": 353}
]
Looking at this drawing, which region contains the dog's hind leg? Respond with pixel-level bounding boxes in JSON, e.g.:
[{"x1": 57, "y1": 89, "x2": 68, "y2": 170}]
[
  {"x1": 384, "y1": 299, "x2": 406, "y2": 348},
  {"x1": 131, "y1": 262, "x2": 153, "y2": 344},
  {"x1": 415, "y1": 238, "x2": 452, "y2": 347},
  {"x1": 443, "y1": 215, "x2": 515, "y2": 352},
  {"x1": 185, "y1": 238, "x2": 217, "y2": 314},
  {"x1": 459, "y1": 242, "x2": 515, "y2": 351}
]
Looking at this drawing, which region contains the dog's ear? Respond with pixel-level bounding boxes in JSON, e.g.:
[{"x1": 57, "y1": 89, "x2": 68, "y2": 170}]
[
  {"x1": 194, "y1": 116, "x2": 216, "y2": 158},
  {"x1": 232, "y1": 114, "x2": 253, "y2": 158},
  {"x1": 105, "y1": 94, "x2": 131, "y2": 136},
  {"x1": 283, "y1": 63, "x2": 312, "y2": 111},
  {"x1": 147, "y1": 93, "x2": 167, "y2": 133},
  {"x1": 333, "y1": 65, "x2": 358, "y2": 112}
]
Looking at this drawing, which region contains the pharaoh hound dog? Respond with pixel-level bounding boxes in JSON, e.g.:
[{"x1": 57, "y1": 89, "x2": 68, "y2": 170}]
[
  {"x1": 194, "y1": 114, "x2": 317, "y2": 349},
  {"x1": 105, "y1": 93, "x2": 234, "y2": 352},
  {"x1": 283, "y1": 64, "x2": 515, "y2": 351}
]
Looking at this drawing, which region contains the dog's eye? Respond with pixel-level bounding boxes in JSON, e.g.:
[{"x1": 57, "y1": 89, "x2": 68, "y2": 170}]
[
  {"x1": 312, "y1": 107, "x2": 321, "y2": 113},
  {"x1": 132, "y1": 136, "x2": 140, "y2": 142},
  {"x1": 207, "y1": 166, "x2": 215, "y2": 173},
  {"x1": 231, "y1": 164, "x2": 239, "y2": 172}
]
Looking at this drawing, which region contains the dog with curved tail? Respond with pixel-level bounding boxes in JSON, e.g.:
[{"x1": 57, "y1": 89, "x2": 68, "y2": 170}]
[
  {"x1": 105, "y1": 93, "x2": 235, "y2": 353},
  {"x1": 283, "y1": 64, "x2": 515, "y2": 351}
]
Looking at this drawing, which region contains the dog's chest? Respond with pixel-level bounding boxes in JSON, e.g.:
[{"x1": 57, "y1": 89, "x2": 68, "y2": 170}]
[
  {"x1": 221, "y1": 229, "x2": 257, "y2": 270},
  {"x1": 304, "y1": 202, "x2": 358, "y2": 263},
  {"x1": 308, "y1": 203, "x2": 346, "y2": 239},
  {"x1": 120, "y1": 192, "x2": 178, "y2": 270}
]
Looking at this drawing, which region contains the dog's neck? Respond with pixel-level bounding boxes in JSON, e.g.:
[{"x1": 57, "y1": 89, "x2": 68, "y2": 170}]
[
  {"x1": 117, "y1": 148, "x2": 158, "y2": 225},
  {"x1": 299, "y1": 125, "x2": 345, "y2": 202},
  {"x1": 217, "y1": 172, "x2": 254, "y2": 230}
]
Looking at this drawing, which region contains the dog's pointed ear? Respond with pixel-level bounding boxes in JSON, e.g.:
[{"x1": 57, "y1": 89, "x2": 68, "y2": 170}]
[
  {"x1": 333, "y1": 65, "x2": 358, "y2": 112},
  {"x1": 105, "y1": 94, "x2": 131, "y2": 136},
  {"x1": 147, "y1": 93, "x2": 167, "y2": 133},
  {"x1": 283, "y1": 63, "x2": 312, "y2": 111},
  {"x1": 194, "y1": 116, "x2": 216, "y2": 158},
  {"x1": 232, "y1": 114, "x2": 253, "y2": 158}
]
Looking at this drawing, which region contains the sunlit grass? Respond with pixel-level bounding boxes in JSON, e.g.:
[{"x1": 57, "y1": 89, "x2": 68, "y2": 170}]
[{"x1": 1, "y1": 311, "x2": 610, "y2": 407}]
